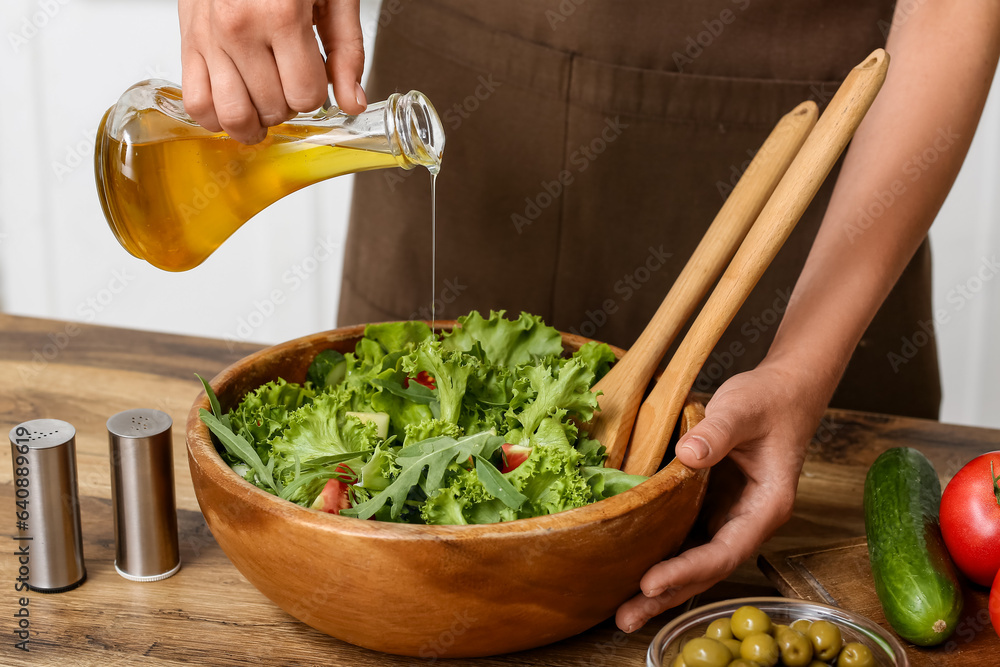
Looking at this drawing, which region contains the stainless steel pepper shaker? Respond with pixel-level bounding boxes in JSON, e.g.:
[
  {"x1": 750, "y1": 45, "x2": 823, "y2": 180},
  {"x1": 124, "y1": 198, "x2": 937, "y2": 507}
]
[
  {"x1": 107, "y1": 408, "x2": 181, "y2": 581},
  {"x1": 8, "y1": 419, "x2": 87, "y2": 592}
]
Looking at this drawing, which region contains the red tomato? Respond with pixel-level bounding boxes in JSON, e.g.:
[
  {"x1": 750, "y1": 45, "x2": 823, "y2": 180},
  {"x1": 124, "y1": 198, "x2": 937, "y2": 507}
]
[
  {"x1": 500, "y1": 444, "x2": 532, "y2": 473},
  {"x1": 992, "y1": 567, "x2": 1000, "y2": 637},
  {"x1": 315, "y1": 478, "x2": 351, "y2": 513},
  {"x1": 313, "y1": 465, "x2": 356, "y2": 514},
  {"x1": 940, "y1": 451, "x2": 1000, "y2": 586},
  {"x1": 403, "y1": 371, "x2": 436, "y2": 390}
]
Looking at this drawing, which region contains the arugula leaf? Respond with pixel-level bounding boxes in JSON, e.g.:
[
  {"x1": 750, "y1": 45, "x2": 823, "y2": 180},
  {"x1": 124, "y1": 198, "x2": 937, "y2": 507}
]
[
  {"x1": 473, "y1": 454, "x2": 527, "y2": 509},
  {"x1": 280, "y1": 468, "x2": 346, "y2": 504},
  {"x1": 199, "y1": 408, "x2": 280, "y2": 494},
  {"x1": 197, "y1": 373, "x2": 223, "y2": 420},
  {"x1": 341, "y1": 431, "x2": 503, "y2": 520},
  {"x1": 371, "y1": 376, "x2": 437, "y2": 405}
]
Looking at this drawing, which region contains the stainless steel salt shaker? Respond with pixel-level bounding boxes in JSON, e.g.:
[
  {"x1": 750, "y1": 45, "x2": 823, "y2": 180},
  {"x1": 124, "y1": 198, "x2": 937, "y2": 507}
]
[
  {"x1": 107, "y1": 408, "x2": 181, "y2": 581},
  {"x1": 8, "y1": 419, "x2": 87, "y2": 592}
]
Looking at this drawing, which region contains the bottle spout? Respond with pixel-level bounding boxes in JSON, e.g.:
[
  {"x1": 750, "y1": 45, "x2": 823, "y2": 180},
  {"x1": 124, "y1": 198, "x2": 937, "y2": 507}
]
[
  {"x1": 390, "y1": 90, "x2": 445, "y2": 174},
  {"x1": 332, "y1": 90, "x2": 445, "y2": 173}
]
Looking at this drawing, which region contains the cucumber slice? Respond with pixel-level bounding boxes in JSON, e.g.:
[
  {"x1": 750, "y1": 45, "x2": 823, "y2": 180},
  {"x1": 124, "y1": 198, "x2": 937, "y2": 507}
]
[
  {"x1": 307, "y1": 350, "x2": 346, "y2": 389},
  {"x1": 346, "y1": 411, "x2": 390, "y2": 439}
]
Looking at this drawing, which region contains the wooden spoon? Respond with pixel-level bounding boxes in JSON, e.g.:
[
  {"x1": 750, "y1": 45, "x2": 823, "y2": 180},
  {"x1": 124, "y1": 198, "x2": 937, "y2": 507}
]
[
  {"x1": 622, "y1": 49, "x2": 890, "y2": 476},
  {"x1": 595, "y1": 101, "x2": 819, "y2": 469}
]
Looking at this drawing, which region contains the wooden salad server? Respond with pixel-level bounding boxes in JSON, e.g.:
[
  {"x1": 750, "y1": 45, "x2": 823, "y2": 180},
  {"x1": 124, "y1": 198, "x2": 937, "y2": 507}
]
[
  {"x1": 622, "y1": 49, "x2": 890, "y2": 476},
  {"x1": 594, "y1": 101, "x2": 819, "y2": 469}
]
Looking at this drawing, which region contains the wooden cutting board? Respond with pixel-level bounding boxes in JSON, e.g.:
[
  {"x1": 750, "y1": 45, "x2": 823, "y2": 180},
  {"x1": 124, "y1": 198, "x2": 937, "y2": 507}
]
[{"x1": 758, "y1": 537, "x2": 996, "y2": 666}]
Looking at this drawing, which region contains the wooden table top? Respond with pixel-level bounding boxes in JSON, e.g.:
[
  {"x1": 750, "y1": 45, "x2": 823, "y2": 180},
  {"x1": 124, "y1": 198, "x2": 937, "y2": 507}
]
[{"x1": 2, "y1": 313, "x2": 998, "y2": 666}]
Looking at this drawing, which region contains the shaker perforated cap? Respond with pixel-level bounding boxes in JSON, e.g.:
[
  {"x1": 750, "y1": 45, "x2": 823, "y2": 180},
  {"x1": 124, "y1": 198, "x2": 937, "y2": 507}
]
[
  {"x1": 107, "y1": 409, "x2": 181, "y2": 582},
  {"x1": 9, "y1": 419, "x2": 87, "y2": 592}
]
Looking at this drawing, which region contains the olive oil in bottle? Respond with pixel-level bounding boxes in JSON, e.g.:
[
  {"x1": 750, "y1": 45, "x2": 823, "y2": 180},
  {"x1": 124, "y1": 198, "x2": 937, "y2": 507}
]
[{"x1": 95, "y1": 80, "x2": 444, "y2": 272}]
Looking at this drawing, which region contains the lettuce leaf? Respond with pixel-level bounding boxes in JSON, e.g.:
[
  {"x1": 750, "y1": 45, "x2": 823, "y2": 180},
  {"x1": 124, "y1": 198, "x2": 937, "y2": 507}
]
[
  {"x1": 582, "y1": 467, "x2": 648, "y2": 501},
  {"x1": 505, "y1": 357, "x2": 601, "y2": 446},
  {"x1": 229, "y1": 379, "x2": 314, "y2": 453},
  {"x1": 441, "y1": 310, "x2": 562, "y2": 369},
  {"x1": 400, "y1": 340, "x2": 476, "y2": 425},
  {"x1": 270, "y1": 390, "x2": 380, "y2": 479},
  {"x1": 364, "y1": 320, "x2": 434, "y2": 353},
  {"x1": 570, "y1": 340, "x2": 617, "y2": 382},
  {"x1": 404, "y1": 418, "x2": 462, "y2": 445}
]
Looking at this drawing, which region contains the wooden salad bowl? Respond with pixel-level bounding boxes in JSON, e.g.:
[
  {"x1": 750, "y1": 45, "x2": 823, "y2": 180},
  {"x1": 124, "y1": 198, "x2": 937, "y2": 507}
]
[{"x1": 186, "y1": 323, "x2": 709, "y2": 658}]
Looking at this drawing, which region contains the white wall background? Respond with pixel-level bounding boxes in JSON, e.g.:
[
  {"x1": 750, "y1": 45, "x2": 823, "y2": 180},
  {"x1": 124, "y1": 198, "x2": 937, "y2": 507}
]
[{"x1": 1, "y1": 1, "x2": 998, "y2": 428}]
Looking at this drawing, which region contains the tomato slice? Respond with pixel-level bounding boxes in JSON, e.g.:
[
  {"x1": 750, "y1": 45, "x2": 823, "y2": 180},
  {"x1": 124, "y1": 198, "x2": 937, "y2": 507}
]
[
  {"x1": 315, "y1": 478, "x2": 351, "y2": 513},
  {"x1": 403, "y1": 371, "x2": 436, "y2": 390},
  {"x1": 500, "y1": 443, "x2": 532, "y2": 473},
  {"x1": 313, "y1": 464, "x2": 356, "y2": 514}
]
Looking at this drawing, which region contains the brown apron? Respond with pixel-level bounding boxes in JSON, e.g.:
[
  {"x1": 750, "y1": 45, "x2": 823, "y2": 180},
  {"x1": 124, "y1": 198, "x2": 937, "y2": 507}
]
[{"x1": 340, "y1": 0, "x2": 941, "y2": 419}]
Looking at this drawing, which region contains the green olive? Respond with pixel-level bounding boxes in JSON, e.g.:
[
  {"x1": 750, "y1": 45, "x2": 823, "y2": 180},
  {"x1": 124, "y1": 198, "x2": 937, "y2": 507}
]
[
  {"x1": 731, "y1": 606, "x2": 773, "y2": 640},
  {"x1": 671, "y1": 653, "x2": 688, "y2": 667},
  {"x1": 682, "y1": 637, "x2": 732, "y2": 667},
  {"x1": 776, "y1": 628, "x2": 814, "y2": 667},
  {"x1": 739, "y1": 632, "x2": 779, "y2": 667},
  {"x1": 836, "y1": 642, "x2": 876, "y2": 667},
  {"x1": 772, "y1": 623, "x2": 790, "y2": 637},
  {"x1": 727, "y1": 660, "x2": 763, "y2": 667},
  {"x1": 806, "y1": 620, "x2": 843, "y2": 662},
  {"x1": 806, "y1": 661, "x2": 828, "y2": 667},
  {"x1": 706, "y1": 617, "x2": 734, "y2": 640},
  {"x1": 722, "y1": 638, "x2": 743, "y2": 659},
  {"x1": 790, "y1": 619, "x2": 812, "y2": 634}
]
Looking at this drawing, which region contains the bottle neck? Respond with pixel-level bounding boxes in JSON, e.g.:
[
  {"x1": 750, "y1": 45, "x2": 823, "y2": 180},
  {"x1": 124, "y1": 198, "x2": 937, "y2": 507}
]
[{"x1": 299, "y1": 90, "x2": 445, "y2": 173}]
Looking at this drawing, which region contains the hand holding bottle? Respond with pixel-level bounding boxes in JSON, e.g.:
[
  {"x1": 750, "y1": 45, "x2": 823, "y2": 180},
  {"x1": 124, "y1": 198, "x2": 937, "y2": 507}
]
[{"x1": 178, "y1": 0, "x2": 367, "y2": 144}]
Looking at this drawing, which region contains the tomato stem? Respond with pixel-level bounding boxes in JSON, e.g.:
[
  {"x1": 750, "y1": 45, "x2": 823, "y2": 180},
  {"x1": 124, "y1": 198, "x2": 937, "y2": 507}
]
[{"x1": 992, "y1": 460, "x2": 1000, "y2": 507}]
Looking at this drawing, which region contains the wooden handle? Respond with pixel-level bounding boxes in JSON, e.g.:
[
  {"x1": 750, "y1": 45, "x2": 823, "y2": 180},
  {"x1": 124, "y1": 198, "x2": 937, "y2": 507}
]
[
  {"x1": 594, "y1": 101, "x2": 818, "y2": 469},
  {"x1": 622, "y1": 49, "x2": 890, "y2": 476}
]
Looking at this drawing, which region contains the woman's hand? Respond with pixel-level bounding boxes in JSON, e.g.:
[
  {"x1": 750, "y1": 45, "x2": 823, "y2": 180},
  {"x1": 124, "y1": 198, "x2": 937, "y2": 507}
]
[
  {"x1": 178, "y1": 0, "x2": 366, "y2": 144},
  {"x1": 615, "y1": 361, "x2": 826, "y2": 632}
]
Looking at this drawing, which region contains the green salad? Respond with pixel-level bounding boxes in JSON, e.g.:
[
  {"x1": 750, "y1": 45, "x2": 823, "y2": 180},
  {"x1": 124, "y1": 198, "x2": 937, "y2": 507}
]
[{"x1": 198, "y1": 310, "x2": 647, "y2": 525}]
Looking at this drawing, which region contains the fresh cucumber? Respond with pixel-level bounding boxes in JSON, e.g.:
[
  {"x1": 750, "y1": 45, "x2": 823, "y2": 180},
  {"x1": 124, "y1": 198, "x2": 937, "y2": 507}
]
[
  {"x1": 864, "y1": 447, "x2": 963, "y2": 646},
  {"x1": 346, "y1": 411, "x2": 390, "y2": 439},
  {"x1": 307, "y1": 349, "x2": 346, "y2": 389}
]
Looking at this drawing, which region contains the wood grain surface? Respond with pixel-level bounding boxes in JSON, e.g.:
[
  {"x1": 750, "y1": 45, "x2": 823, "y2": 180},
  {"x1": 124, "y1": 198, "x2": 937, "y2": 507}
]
[
  {"x1": 760, "y1": 538, "x2": 999, "y2": 667},
  {"x1": 2, "y1": 313, "x2": 998, "y2": 666}
]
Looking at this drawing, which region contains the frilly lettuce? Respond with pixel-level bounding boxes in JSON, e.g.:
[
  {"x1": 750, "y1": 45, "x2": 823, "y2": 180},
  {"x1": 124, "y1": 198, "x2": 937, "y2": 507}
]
[
  {"x1": 441, "y1": 310, "x2": 562, "y2": 368},
  {"x1": 229, "y1": 379, "x2": 314, "y2": 453}
]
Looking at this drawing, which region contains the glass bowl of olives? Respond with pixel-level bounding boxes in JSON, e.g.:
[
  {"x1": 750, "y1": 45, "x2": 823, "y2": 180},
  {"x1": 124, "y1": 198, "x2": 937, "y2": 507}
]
[{"x1": 647, "y1": 597, "x2": 908, "y2": 667}]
